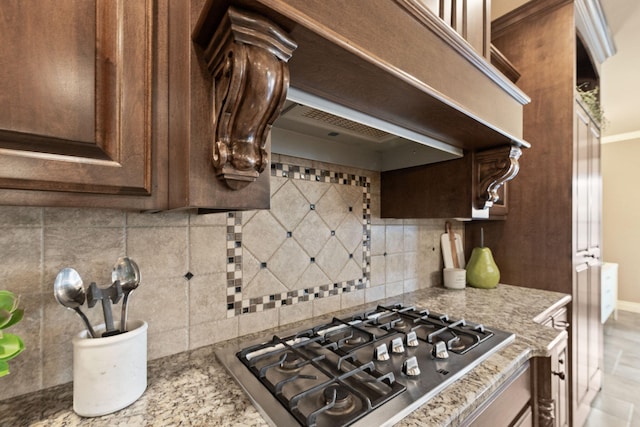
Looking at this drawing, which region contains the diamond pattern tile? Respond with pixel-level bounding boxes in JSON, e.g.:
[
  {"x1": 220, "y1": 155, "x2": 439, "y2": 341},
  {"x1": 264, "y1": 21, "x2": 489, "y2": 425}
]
[
  {"x1": 242, "y1": 210, "x2": 286, "y2": 262},
  {"x1": 230, "y1": 162, "x2": 371, "y2": 317},
  {"x1": 241, "y1": 249, "x2": 261, "y2": 286},
  {"x1": 294, "y1": 211, "x2": 331, "y2": 257},
  {"x1": 268, "y1": 238, "x2": 310, "y2": 289},
  {"x1": 241, "y1": 209, "x2": 258, "y2": 225},
  {"x1": 316, "y1": 237, "x2": 349, "y2": 279},
  {"x1": 336, "y1": 213, "x2": 364, "y2": 253},
  {"x1": 293, "y1": 179, "x2": 331, "y2": 204},
  {"x1": 336, "y1": 183, "x2": 363, "y2": 209},
  {"x1": 351, "y1": 242, "x2": 363, "y2": 268},
  {"x1": 271, "y1": 180, "x2": 310, "y2": 231},
  {"x1": 243, "y1": 269, "x2": 287, "y2": 300},
  {"x1": 337, "y1": 259, "x2": 364, "y2": 283},
  {"x1": 271, "y1": 176, "x2": 288, "y2": 197},
  {"x1": 316, "y1": 186, "x2": 348, "y2": 230},
  {"x1": 298, "y1": 263, "x2": 331, "y2": 290}
]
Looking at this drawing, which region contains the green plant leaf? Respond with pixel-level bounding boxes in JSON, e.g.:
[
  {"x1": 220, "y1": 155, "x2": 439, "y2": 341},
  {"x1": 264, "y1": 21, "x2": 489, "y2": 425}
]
[
  {"x1": 0, "y1": 359, "x2": 9, "y2": 377},
  {"x1": 0, "y1": 309, "x2": 10, "y2": 329},
  {"x1": 0, "y1": 333, "x2": 25, "y2": 361},
  {"x1": 0, "y1": 309, "x2": 24, "y2": 330},
  {"x1": 0, "y1": 291, "x2": 18, "y2": 313}
]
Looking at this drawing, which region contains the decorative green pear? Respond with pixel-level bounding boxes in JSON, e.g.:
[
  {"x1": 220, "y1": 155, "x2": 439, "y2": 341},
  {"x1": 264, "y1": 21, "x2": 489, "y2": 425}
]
[
  {"x1": 466, "y1": 228, "x2": 500, "y2": 289},
  {"x1": 0, "y1": 290, "x2": 25, "y2": 377}
]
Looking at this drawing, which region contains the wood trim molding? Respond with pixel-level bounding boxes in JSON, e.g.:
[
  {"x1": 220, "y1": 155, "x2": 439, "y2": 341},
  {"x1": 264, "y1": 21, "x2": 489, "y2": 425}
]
[
  {"x1": 492, "y1": 0, "x2": 572, "y2": 38},
  {"x1": 195, "y1": 7, "x2": 297, "y2": 190},
  {"x1": 395, "y1": 0, "x2": 530, "y2": 105},
  {"x1": 492, "y1": 0, "x2": 615, "y2": 65},
  {"x1": 475, "y1": 145, "x2": 522, "y2": 210},
  {"x1": 575, "y1": 0, "x2": 616, "y2": 64},
  {"x1": 490, "y1": 44, "x2": 521, "y2": 83}
]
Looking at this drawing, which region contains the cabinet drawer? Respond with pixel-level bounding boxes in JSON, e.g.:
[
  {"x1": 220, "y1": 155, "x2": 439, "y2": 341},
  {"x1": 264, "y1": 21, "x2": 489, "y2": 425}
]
[{"x1": 464, "y1": 363, "x2": 531, "y2": 427}]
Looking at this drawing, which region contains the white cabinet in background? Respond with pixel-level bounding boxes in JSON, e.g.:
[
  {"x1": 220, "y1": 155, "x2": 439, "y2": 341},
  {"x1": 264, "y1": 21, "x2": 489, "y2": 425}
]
[{"x1": 601, "y1": 262, "x2": 618, "y2": 323}]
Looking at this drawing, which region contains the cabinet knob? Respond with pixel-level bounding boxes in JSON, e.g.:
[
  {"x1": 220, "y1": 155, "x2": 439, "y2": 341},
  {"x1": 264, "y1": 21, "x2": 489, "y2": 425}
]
[
  {"x1": 553, "y1": 320, "x2": 570, "y2": 330},
  {"x1": 552, "y1": 371, "x2": 566, "y2": 380}
]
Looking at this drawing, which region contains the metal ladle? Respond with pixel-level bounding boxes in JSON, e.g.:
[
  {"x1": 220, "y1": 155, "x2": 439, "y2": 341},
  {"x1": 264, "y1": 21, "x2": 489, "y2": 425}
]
[
  {"x1": 54, "y1": 268, "x2": 97, "y2": 338},
  {"x1": 112, "y1": 257, "x2": 140, "y2": 333}
]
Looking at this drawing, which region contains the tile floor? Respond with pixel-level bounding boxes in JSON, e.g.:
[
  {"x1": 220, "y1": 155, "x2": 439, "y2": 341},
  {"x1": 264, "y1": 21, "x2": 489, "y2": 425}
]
[{"x1": 585, "y1": 310, "x2": 640, "y2": 426}]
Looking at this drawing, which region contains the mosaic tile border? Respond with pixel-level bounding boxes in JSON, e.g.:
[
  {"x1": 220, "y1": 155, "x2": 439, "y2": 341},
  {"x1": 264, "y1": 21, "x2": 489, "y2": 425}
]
[{"x1": 226, "y1": 162, "x2": 372, "y2": 317}]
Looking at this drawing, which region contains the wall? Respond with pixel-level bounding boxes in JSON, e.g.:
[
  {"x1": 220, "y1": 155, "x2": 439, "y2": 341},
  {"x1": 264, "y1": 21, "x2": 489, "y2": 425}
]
[
  {"x1": 602, "y1": 139, "x2": 640, "y2": 309},
  {"x1": 0, "y1": 154, "x2": 457, "y2": 400}
]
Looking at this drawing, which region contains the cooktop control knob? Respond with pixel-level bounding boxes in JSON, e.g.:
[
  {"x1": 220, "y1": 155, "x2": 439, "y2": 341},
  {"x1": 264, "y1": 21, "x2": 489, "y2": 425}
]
[
  {"x1": 391, "y1": 337, "x2": 405, "y2": 354},
  {"x1": 403, "y1": 356, "x2": 420, "y2": 376},
  {"x1": 374, "y1": 343, "x2": 390, "y2": 361},
  {"x1": 405, "y1": 331, "x2": 419, "y2": 347},
  {"x1": 431, "y1": 341, "x2": 449, "y2": 359}
]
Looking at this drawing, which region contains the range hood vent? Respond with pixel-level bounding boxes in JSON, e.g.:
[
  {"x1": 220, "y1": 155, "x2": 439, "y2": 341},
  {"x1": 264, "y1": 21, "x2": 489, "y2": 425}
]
[
  {"x1": 282, "y1": 104, "x2": 396, "y2": 143},
  {"x1": 272, "y1": 88, "x2": 464, "y2": 172}
]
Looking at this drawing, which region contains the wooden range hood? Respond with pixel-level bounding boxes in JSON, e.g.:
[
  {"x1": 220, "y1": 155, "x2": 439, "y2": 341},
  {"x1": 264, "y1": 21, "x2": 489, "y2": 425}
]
[{"x1": 192, "y1": 0, "x2": 530, "y2": 194}]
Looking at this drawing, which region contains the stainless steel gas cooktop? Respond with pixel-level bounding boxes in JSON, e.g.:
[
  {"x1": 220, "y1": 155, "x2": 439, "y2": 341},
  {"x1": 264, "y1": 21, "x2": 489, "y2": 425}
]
[{"x1": 216, "y1": 303, "x2": 515, "y2": 427}]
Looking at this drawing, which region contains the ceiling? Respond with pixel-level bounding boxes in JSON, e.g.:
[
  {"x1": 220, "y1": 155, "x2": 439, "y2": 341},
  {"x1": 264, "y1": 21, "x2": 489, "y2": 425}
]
[{"x1": 492, "y1": 0, "x2": 640, "y2": 143}]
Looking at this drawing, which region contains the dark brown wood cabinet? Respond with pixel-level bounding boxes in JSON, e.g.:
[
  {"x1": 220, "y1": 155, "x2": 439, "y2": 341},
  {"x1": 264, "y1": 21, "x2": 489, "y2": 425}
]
[
  {"x1": 466, "y1": 1, "x2": 608, "y2": 425},
  {"x1": 0, "y1": 0, "x2": 168, "y2": 210},
  {"x1": 0, "y1": 1, "x2": 533, "y2": 213},
  {"x1": 573, "y1": 98, "x2": 603, "y2": 426},
  {"x1": 0, "y1": 0, "x2": 277, "y2": 212},
  {"x1": 381, "y1": 144, "x2": 521, "y2": 220},
  {"x1": 536, "y1": 306, "x2": 570, "y2": 427}
]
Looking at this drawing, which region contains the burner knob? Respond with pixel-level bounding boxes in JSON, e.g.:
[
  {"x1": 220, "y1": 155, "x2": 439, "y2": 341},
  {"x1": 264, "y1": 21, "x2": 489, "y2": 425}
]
[
  {"x1": 374, "y1": 343, "x2": 390, "y2": 361},
  {"x1": 405, "y1": 331, "x2": 419, "y2": 347},
  {"x1": 431, "y1": 341, "x2": 449, "y2": 359},
  {"x1": 391, "y1": 337, "x2": 405, "y2": 354},
  {"x1": 402, "y1": 356, "x2": 420, "y2": 376}
]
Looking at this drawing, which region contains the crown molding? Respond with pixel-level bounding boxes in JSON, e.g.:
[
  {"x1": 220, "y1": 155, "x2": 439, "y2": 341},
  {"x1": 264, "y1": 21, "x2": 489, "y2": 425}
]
[{"x1": 575, "y1": 0, "x2": 616, "y2": 64}]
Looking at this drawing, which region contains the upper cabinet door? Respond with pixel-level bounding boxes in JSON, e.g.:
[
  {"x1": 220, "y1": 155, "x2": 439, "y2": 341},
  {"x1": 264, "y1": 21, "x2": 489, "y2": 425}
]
[{"x1": 0, "y1": 0, "x2": 166, "y2": 209}]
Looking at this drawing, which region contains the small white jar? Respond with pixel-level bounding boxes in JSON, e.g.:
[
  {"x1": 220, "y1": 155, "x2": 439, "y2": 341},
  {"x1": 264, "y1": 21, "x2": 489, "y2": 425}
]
[{"x1": 443, "y1": 268, "x2": 467, "y2": 290}]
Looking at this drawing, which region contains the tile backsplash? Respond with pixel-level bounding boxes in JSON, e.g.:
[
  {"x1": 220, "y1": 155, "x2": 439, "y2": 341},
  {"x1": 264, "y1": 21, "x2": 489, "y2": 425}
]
[
  {"x1": 228, "y1": 162, "x2": 370, "y2": 318},
  {"x1": 0, "y1": 154, "x2": 461, "y2": 401}
]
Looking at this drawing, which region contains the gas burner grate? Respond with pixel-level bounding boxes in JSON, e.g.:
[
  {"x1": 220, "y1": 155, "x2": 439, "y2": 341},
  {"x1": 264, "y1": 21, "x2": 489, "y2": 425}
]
[{"x1": 222, "y1": 303, "x2": 515, "y2": 427}]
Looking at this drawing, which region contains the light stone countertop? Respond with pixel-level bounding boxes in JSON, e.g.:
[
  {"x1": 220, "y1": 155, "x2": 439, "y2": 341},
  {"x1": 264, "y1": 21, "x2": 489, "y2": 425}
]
[{"x1": 0, "y1": 284, "x2": 570, "y2": 427}]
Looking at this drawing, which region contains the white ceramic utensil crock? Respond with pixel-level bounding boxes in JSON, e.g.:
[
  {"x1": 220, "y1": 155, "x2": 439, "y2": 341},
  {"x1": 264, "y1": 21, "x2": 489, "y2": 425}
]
[
  {"x1": 443, "y1": 267, "x2": 467, "y2": 290},
  {"x1": 72, "y1": 320, "x2": 148, "y2": 417}
]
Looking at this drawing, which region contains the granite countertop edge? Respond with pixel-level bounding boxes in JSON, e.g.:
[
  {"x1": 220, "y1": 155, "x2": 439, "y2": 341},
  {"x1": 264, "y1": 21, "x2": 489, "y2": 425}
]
[{"x1": 0, "y1": 283, "x2": 570, "y2": 427}]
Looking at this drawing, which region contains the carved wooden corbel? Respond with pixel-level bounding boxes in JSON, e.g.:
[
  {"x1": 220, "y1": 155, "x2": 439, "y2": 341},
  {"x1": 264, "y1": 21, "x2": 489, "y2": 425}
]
[
  {"x1": 198, "y1": 7, "x2": 297, "y2": 190},
  {"x1": 475, "y1": 144, "x2": 522, "y2": 210}
]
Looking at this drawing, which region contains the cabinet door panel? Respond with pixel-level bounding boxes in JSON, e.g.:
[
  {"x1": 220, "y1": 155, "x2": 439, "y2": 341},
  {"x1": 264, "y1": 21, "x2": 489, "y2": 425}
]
[
  {"x1": 573, "y1": 99, "x2": 603, "y2": 426},
  {"x1": 588, "y1": 259, "x2": 602, "y2": 382},
  {"x1": 554, "y1": 337, "x2": 569, "y2": 427},
  {"x1": 0, "y1": 0, "x2": 152, "y2": 196},
  {"x1": 588, "y1": 123, "x2": 601, "y2": 251},
  {"x1": 0, "y1": 1, "x2": 95, "y2": 143},
  {"x1": 575, "y1": 107, "x2": 590, "y2": 253},
  {"x1": 574, "y1": 262, "x2": 590, "y2": 407}
]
